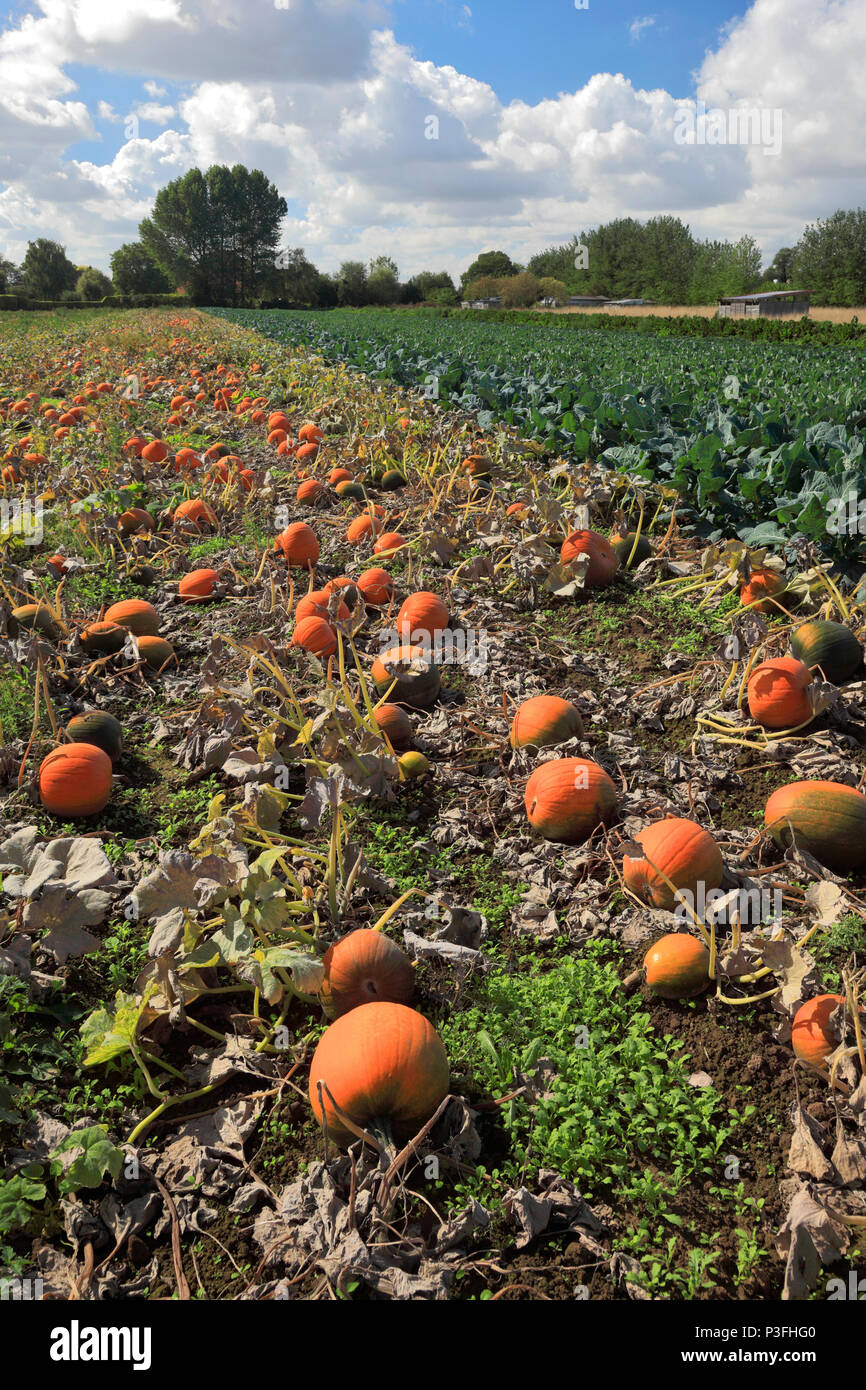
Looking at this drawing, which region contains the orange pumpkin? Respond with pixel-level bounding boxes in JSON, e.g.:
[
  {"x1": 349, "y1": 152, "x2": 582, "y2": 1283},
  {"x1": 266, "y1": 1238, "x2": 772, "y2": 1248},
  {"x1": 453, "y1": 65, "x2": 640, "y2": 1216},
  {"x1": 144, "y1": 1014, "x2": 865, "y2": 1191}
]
[
  {"x1": 347, "y1": 514, "x2": 384, "y2": 545},
  {"x1": 292, "y1": 615, "x2": 337, "y2": 657},
  {"x1": 295, "y1": 590, "x2": 350, "y2": 624},
  {"x1": 623, "y1": 818, "x2": 724, "y2": 910},
  {"x1": 559, "y1": 530, "x2": 619, "y2": 587},
  {"x1": 643, "y1": 933, "x2": 712, "y2": 999},
  {"x1": 740, "y1": 568, "x2": 785, "y2": 612},
  {"x1": 174, "y1": 498, "x2": 217, "y2": 531},
  {"x1": 118, "y1": 507, "x2": 155, "y2": 536},
  {"x1": 510, "y1": 695, "x2": 583, "y2": 749},
  {"x1": 764, "y1": 780, "x2": 866, "y2": 872},
  {"x1": 746, "y1": 657, "x2": 813, "y2": 730},
  {"x1": 373, "y1": 703, "x2": 413, "y2": 749},
  {"x1": 178, "y1": 569, "x2": 219, "y2": 601},
  {"x1": 397, "y1": 591, "x2": 449, "y2": 643},
  {"x1": 329, "y1": 468, "x2": 354, "y2": 486},
  {"x1": 298, "y1": 422, "x2": 324, "y2": 445},
  {"x1": 308, "y1": 1002, "x2": 449, "y2": 1146},
  {"x1": 319, "y1": 929, "x2": 414, "y2": 1017},
  {"x1": 274, "y1": 522, "x2": 319, "y2": 567},
  {"x1": 103, "y1": 600, "x2": 160, "y2": 636},
  {"x1": 356, "y1": 567, "x2": 394, "y2": 606},
  {"x1": 296, "y1": 479, "x2": 327, "y2": 504},
  {"x1": 791, "y1": 994, "x2": 845, "y2": 1068},
  {"x1": 371, "y1": 645, "x2": 440, "y2": 708},
  {"x1": 373, "y1": 531, "x2": 407, "y2": 557},
  {"x1": 141, "y1": 440, "x2": 168, "y2": 464},
  {"x1": 39, "y1": 743, "x2": 113, "y2": 818},
  {"x1": 524, "y1": 757, "x2": 617, "y2": 844}
]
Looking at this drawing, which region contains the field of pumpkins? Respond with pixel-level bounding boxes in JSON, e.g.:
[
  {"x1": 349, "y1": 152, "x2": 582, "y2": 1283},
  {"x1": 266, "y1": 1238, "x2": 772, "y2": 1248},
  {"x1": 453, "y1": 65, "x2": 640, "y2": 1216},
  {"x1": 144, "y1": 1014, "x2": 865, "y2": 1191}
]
[{"x1": 0, "y1": 306, "x2": 865, "y2": 1304}]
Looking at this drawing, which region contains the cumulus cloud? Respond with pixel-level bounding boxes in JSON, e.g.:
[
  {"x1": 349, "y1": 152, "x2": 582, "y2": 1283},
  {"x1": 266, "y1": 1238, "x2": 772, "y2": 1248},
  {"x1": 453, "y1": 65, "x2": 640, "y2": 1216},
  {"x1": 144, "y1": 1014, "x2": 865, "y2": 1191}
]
[{"x1": 0, "y1": 0, "x2": 861, "y2": 277}]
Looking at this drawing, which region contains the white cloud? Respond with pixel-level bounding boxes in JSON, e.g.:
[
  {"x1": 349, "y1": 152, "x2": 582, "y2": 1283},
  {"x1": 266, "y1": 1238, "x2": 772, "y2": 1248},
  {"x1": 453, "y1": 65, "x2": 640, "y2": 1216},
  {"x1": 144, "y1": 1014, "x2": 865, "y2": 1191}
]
[
  {"x1": 135, "y1": 102, "x2": 176, "y2": 125},
  {"x1": 628, "y1": 16, "x2": 656, "y2": 42},
  {"x1": 0, "y1": 0, "x2": 862, "y2": 279}
]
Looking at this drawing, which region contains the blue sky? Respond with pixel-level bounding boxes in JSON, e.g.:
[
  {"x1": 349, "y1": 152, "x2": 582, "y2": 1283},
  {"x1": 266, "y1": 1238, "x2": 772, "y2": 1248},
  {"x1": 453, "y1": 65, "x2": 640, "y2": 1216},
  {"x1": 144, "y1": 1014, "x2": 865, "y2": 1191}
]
[
  {"x1": 390, "y1": 0, "x2": 744, "y2": 106},
  {"x1": 0, "y1": 0, "x2": 861, "y2": 278}
]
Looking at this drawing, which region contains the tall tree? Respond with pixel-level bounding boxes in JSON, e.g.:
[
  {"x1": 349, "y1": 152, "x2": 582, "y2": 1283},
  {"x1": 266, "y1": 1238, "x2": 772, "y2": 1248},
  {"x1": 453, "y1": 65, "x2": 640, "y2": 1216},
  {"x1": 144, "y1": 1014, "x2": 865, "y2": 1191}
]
[
  {"x1": 335, "y1": 260, "x2": 369, "y2": 306},
  {"x1": 20, "y1": 239, "x2": 77, "y2": 298},
  {"x1": 367, "y1": 255, "x2": 400, "y2": 305},
  {"x1": 499, "y1": 271, "x2": 541, "y2": 307},
  {"x1": 793, "y1": 209, "x2": 866, "y2": 305},
  {"x1": 275, "y1": 247, "x2": 320, "y2": 306},
  {"x1": 110, "y1": 242, "x2": 171, "y2": 295},
  {"x1": 763, "y1": 246, "x2": 794, "y2": 284},
  {"x1": 76, "y1": 267, "x2": 113, "y2": 300},
  {"x1": 640, "y1": 216, "x2": 695, "y2": 302},
  {"x1": 460, "y1": 250, "x2": 516, "y2": 292},
  {"x1": 139, "y1": 165, "x2": 287, "y2": 304}
]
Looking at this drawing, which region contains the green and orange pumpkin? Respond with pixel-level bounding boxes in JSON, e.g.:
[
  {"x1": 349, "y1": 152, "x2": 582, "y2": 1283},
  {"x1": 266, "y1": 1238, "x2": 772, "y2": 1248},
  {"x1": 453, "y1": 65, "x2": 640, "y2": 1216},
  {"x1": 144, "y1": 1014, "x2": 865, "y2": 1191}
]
[{"x1": 764, "y1": 780, "x2": 866, "y2": 872}]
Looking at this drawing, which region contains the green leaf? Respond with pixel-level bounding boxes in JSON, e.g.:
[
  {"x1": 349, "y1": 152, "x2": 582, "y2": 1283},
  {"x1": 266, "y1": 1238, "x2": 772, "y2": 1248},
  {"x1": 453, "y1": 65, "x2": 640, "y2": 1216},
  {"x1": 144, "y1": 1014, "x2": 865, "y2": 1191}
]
[
  {"x1": 80, "y1": 989, "x2": 149, "y2": 1065},
  {"x1": 0, "y1": 1175, "x2": 47, "y2": 1234},
  {"x1": 49, "y1": 1126, "x2": 125, "y2": 1194}
]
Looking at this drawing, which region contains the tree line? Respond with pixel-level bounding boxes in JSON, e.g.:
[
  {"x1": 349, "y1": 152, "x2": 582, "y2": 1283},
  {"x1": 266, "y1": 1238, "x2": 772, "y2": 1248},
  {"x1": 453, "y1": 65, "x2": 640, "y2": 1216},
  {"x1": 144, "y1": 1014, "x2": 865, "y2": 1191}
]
[{"x1": 1, "y1": 163, "x2": 864, "y2": 308}]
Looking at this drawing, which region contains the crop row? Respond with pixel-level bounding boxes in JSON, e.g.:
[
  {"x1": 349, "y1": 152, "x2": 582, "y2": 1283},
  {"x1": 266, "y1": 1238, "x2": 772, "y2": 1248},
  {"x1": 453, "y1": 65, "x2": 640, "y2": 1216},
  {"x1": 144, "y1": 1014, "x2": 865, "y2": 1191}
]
[{"x1": 211, "y1": 307, "x2": 866, "y2": 564}]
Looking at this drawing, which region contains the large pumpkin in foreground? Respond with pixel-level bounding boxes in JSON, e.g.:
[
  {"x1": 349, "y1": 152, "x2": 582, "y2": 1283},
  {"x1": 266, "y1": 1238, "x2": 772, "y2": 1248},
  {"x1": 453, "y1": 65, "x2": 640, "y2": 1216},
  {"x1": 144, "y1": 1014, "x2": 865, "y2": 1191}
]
[
  {"x1": 308, "y1": 1002, "x2": 449, "y2": 1146},
  {"x1": 559, "y1": 529, "x2": 619, "y2": 588},
  {"x1": 524, "y1": 757, "x2": 617, "y2": 844},
  {"x1": 39, "y1": 743, "x2": 113, "y2": 817},
  {"x1": 510, "y1": 695, "x2": 584, "y2": 749},
  {"x1": 643, "y1": 933, "x2": 712, "y2": 999},
  {"x1": 764, "y1": 780, "x2": 866, "y2": 873},
  {"x1": 319, "y1": 929, "x2": 415, "y2": 1018},
  {"x1": 624, "y1": 818, "x2": 724, "y2": 910}
]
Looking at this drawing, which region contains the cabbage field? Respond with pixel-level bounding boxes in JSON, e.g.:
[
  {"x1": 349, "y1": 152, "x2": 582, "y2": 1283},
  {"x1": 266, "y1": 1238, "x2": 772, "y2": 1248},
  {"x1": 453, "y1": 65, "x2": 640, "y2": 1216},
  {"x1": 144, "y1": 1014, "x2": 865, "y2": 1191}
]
[{"x1": 213, "y1": 307, "x2": 866, "y2": 561}]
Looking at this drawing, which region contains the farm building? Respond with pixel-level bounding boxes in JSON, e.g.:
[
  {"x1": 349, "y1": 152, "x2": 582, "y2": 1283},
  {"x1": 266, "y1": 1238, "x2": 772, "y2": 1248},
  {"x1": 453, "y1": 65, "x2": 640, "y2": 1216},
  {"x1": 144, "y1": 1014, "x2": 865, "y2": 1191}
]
[
  {"x1": 566, "y1": 295, "x2": 610, "y2": 308},
  {"x1": 460, "y1": 296, "x2": 503, "y2": 309},
  {"x1": 718, "y1": 289, "x2": 811, "y2": 318}
]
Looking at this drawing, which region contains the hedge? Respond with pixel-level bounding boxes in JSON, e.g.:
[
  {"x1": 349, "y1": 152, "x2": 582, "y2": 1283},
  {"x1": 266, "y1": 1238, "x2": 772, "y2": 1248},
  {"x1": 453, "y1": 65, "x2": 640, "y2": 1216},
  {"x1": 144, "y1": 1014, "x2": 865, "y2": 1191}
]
[{"x1": 0, "y1": 293, "x2": 190, "y2": 311}]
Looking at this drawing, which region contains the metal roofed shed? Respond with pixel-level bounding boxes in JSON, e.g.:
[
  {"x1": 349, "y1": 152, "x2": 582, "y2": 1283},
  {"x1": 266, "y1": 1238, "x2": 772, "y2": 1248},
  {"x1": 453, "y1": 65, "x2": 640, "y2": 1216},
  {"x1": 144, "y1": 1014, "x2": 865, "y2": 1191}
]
[{"x1": 718, "y1": 289, "x2": 811, "y2": 318}]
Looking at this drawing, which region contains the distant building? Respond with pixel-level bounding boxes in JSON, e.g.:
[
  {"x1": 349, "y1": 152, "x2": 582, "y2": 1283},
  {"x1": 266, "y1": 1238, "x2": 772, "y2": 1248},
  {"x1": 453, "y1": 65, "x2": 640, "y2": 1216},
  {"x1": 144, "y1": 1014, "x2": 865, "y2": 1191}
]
[
  {"x1": 566, "y1": 295, "x2": 610, "y2": 308},
  {"x1": 718, "y1": 289, "x2": 811, "y2": 318},
  {"x1": 605, "y1": 298, "x2": 656, "y2": 307},
  {"x1": 461, "y1": 296, "x2": 503, "y2": 309}
]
